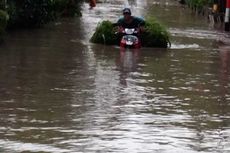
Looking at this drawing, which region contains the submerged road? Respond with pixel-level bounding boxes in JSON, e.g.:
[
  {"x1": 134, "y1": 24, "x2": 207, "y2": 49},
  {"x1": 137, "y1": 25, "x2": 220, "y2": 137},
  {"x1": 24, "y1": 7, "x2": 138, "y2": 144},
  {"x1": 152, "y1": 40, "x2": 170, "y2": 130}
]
[{"x1": 0, "y1": 0, "x2": 229, "y2": 152}]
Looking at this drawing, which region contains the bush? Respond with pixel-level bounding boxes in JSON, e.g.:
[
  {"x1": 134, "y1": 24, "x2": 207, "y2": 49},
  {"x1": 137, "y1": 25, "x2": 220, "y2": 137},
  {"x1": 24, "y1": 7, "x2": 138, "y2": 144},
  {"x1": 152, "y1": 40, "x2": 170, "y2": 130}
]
[
  {"x1": 90, "y1": 19, "x2": 170, "y2": 48},
  {"x1": 186, "y1": 0, "x2": 213, "y2": 9},
  {"x1": 53, "y1": 0, "x2": 82, "y2": 17},
  {"x1": 0, "y1": 10, "x2": 8, "y2": 40},
  {"x1": 6, "y1": 0, "x2": 83, "y2": 28},
  {"x1": 7, "y1": 0, "x2": 55, "y2": 28}
]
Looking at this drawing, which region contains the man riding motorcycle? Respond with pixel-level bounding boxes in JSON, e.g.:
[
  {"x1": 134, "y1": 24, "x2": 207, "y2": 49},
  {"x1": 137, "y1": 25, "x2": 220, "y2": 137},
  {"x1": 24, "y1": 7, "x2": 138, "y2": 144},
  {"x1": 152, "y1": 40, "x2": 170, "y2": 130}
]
[
  {"x1": 116, "y1": 8, "x2": 145, "y2": 47},
  {"x1": 117, "y1": 8, "x2": 145, "y2": 33}
]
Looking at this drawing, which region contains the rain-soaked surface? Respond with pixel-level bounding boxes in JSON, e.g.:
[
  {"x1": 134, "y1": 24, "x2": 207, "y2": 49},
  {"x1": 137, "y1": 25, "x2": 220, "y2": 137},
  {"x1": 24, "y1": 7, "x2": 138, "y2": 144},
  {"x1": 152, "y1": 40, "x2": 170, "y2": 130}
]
[{"x1": 0, "y1": 0, "x2": 230, "y2": 153}]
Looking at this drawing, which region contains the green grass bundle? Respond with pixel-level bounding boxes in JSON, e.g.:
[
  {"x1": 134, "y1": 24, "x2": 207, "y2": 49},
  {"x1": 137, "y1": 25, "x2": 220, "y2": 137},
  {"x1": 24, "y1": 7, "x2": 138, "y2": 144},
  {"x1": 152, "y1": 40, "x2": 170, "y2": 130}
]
[
  {"x1": 90, "y1": 20, "x2": 117, "y2": 45},
  {"x1": 142, "y1": 17, "x2": 170, "y2": 48}
]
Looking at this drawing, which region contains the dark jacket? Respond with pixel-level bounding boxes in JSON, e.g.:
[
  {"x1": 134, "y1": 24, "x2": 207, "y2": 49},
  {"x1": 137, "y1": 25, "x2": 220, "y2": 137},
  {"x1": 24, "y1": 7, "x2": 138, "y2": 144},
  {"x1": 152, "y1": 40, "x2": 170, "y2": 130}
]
[{"x1": 117, "y1": 16, "x2": 145, "y2": 29}]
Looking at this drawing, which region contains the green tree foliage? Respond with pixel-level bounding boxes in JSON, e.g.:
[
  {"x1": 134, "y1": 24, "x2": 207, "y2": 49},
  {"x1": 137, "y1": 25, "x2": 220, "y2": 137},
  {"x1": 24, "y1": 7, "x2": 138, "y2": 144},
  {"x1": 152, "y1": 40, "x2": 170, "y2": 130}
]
[
  {"x1": 0, "y1": 9, "x2": 8, "y2": 39},
  {"x1": 186, "y1": 0, "x2": 213, "y2": 9},
  {"x1": 0, "y1": 0, "x2": 6, "y2": 9},
  {"x1": 53, "y1": 0, "x2": 82, "y2": 17},
  {"x1": 6, "y1": 0, "x2": 82, "y2": 28},
  {"x1": 7, "y1": 0, "x2": 54, "y2": 28}
]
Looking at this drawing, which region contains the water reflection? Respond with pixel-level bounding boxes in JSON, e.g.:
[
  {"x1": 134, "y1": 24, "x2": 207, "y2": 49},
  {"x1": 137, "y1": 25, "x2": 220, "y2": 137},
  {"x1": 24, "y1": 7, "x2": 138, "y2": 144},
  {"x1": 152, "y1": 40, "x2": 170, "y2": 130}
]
[
  {"x1": 218, "y1": 45, "x2": 230, "y2": 101},
  {"x1": 117, "y1": 49, "x2": 140, "y2": 86},
  {"x1": 0, "y1": 18, "x2": 90, "y2": 152}
]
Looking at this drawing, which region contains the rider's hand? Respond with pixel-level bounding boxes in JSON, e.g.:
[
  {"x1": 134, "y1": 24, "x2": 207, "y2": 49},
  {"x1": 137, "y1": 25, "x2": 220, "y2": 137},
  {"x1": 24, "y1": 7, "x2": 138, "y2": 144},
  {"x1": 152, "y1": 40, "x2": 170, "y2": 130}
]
[{"x1": 118, "y1": 26, "x2": 124, "y2": 33}]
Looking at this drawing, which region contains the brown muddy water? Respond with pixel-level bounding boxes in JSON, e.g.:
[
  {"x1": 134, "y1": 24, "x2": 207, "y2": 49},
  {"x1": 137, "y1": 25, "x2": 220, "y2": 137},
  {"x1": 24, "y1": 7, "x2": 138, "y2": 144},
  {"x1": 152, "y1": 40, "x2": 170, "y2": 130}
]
[{"x1": 0, "y1": 0, "x2": 229, "y2": 153}]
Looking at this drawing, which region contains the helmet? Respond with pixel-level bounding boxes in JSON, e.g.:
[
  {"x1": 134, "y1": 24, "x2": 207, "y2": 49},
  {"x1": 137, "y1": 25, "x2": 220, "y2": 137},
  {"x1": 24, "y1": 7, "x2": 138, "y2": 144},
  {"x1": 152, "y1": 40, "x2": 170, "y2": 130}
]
[{"x1": 123, "y1": 8, "x2": 131, "y2": 15}]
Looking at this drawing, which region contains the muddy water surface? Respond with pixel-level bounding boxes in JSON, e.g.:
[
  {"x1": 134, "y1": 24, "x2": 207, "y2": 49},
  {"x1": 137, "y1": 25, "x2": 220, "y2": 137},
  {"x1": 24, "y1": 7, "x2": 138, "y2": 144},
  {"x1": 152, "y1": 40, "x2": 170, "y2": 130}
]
[{"x1": 0, "y1": 0, "x2": 229, "y2": 152}]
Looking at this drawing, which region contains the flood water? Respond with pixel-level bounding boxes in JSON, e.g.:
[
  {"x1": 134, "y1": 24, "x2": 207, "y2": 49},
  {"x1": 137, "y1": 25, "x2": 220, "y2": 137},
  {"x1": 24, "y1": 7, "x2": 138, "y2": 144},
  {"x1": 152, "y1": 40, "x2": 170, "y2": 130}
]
[{"x1": 0, "y1": 0, "x2": 230, "y2": 153}]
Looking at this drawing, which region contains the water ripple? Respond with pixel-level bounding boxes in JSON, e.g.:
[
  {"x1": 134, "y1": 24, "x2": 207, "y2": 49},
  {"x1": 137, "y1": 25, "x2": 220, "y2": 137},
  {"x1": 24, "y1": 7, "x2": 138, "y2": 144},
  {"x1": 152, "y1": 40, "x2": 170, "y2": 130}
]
[{"x1": 0, "y1": 140, "x2": 70, "y2": 153}]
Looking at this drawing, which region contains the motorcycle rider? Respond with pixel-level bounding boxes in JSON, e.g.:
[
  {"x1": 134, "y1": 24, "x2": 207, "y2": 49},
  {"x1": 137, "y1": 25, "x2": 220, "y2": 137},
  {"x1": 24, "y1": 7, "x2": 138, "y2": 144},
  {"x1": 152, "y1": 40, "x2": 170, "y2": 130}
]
[
  {"x1": 117, "y1": 8, "x2": 145, "y2": 33},
  {"x1": 116, "y1": 8, "x2": 145, "y2": 45}
]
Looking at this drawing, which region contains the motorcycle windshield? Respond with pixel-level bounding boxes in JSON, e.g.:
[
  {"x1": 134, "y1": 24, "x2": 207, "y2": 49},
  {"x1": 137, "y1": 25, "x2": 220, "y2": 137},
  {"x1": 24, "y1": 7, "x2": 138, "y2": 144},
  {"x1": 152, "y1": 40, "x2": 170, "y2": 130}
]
[{"x1": 124, "y1": 28, "x2": 135, "y2": 34}]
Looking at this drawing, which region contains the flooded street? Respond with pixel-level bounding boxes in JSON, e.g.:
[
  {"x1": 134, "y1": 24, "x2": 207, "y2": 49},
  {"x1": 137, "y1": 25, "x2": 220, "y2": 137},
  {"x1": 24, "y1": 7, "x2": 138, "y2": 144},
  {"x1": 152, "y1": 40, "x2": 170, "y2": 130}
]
[{"x1": 0, "y1": 0, "x2": 230, "y2": 152}]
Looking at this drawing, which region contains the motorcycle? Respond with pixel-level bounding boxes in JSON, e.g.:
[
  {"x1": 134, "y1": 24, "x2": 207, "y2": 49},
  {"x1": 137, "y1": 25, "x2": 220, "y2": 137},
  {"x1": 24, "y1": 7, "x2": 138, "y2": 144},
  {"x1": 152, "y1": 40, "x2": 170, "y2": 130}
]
[{"x1": 118, "y1": 28, "x2": 141, "y2": 49}]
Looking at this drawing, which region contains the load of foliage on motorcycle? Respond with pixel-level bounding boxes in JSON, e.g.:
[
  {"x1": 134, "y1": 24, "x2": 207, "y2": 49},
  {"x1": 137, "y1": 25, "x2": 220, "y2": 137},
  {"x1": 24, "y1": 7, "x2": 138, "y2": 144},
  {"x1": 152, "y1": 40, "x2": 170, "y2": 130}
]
[{"x1": 90, "y1": 17, "x2": 170, "y2": 48}]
